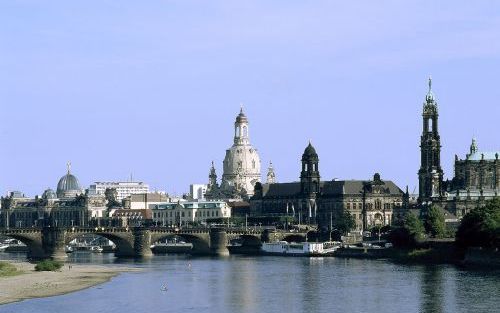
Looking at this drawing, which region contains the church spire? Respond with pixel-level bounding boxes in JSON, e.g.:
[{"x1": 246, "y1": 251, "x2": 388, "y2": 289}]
[
  {"x1": 208, "y1": 161, "x2": 218, "y2": 188},
  {"x1": 266, "y1": 161, "x2": 276, "y2": 184},
  {"x1": 66, "y1": 161, "x2": 71, "y2": 174},
  {"x1": 418, "y1": 77, "x2": 443, "y2": 203}
]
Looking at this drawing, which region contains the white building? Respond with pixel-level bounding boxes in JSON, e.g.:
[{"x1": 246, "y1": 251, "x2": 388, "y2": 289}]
[
  {"x1": 190, "y1": 184, "x2": 208, "y2": 200},
  {"x1": 88, "y1": 181, "x2": 149, "y2": 201},
  {"x1": 151, "y1": 200, "x2": 231, "y2": 226},
  {"x1": 126, "y1": 192, "x2": 170, "y2": 210}
]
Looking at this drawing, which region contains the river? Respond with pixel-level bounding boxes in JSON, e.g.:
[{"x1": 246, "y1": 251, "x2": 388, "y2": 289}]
[{"x1": 0, "y1": 252, "x2": 499, "y2": 313}]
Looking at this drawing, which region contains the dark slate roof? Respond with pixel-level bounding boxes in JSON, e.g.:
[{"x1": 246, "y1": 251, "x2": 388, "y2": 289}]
[
  {"x1": 260, "y1": 179, "x2": 403, "y2": 198},
  {"x1": 303, "y1": 143, "x2": 318, "y2": 158},
  {"x1": 322, "y1": 180, "x2": 403, "y2": 196},
  {"x1": 262, "y1": 182, "x2": 301, "y2": 197}
]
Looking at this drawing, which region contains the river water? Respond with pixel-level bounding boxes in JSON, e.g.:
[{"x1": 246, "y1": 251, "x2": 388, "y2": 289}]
[{"x1": 0, "y1": 252, "x2": 499, "y2": 313}]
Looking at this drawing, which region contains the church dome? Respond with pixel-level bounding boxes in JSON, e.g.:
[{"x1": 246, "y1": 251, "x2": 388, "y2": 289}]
[
  {"x1": 56, "y1": 163, "x2": 83, "y2": 198},
  {"x1": 42, "y1": 188, "x2": 57, "y2": 199},
  {"x1": 221, "y1": 108, "x2": 261, "y2": 197}
]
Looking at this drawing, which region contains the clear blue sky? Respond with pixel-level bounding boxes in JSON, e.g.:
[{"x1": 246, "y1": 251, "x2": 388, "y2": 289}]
[{"x1": 1, "y1": 1, "x2": 499, "y2": 197}]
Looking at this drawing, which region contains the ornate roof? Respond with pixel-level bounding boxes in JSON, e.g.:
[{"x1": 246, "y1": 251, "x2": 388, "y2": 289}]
[
  {"x1": 466, "y1": 152, "x2": 499, "y2": 161},
  {"x1": 235, "y1": 107, "x2": 248, "y2": 124},
  {"x1": 465, "y1": 139, "x2": 499, "y2": 161},
  {"x1": 302, "y1": 142, "x2": 318, "y2": 160},
  {"x1": 56, "y1": 162, "x2": 82, "y2": 198}
]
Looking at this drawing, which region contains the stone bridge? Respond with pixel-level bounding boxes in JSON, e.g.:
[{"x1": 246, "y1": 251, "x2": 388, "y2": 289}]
[{"x1": 0, "y1": 226, "x2": 309, "y2": 260}]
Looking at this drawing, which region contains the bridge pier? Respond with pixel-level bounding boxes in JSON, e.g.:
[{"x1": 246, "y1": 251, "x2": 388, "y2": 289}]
[
  {"x1": 42, "y1": 227, "x2": 68, "y2": 261},
  {"x1": 209, "y1": 229, "x2": 229, "y2": 256},
  {"x1": 132, "y1": 228, "x2": 153, "y2": 258}
]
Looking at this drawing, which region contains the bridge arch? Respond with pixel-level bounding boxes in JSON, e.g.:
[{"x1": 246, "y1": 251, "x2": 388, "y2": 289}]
[
  {"x1": 233, "y1": 234, "x2": 262, "y2": 247},
  {"x1": 93, "y1": 232, "x2": 135, "y2": 257},
  {"x1": 152, "y1": 233, "x2": 210, "y2": 255},
  {"x1": 1, "y1": 232, "x2": 45, "y2": 259}
]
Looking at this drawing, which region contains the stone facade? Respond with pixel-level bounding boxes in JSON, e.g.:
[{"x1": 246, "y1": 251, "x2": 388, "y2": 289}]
[
  {"x1": 250, "y1": 143, "x2": 407, "y2": 231},
  {"x1": 151, "y1": 200, "x2": 231, "y2": 226},
  {"x1": 0, "y1": 167, "x2": 106, "y2": 228}
]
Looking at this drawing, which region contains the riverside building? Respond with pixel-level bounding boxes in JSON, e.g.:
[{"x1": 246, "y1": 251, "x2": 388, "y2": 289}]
[
  {"x1": 0, "y1": 164, "x2": 106, "y2": 228},
  {"x1": 88, "y1": 181, "x2": 149, "y2": 201},
  {"x1": 151, "y1": 200, "x2": 231, "y2": 226},
  {"x1": 250, "y1": 142, "x2": 407, "y2": 232}
]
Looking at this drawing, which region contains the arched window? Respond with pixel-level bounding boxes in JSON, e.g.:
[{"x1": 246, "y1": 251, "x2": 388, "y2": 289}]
[
  {"x1": 243, "y1": 126, "x2": 248, "y2": 137},
  {"x1": 252, "y1": 160, "x2": 255, "y2": 169},
  {"x1": 305, "y1": 163, "x2": 308, "y2": 171},
  {"x1": 428, "y1": 118, "x2": 433, "y2": 132},
  {"x1": 312, "y1": 163, "x2": 316, "y2": 171}
]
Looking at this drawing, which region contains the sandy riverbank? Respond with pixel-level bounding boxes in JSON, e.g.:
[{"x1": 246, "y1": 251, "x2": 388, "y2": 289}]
[{"x1": 0, "y1": 262, "x2": 139, "y2": 305}]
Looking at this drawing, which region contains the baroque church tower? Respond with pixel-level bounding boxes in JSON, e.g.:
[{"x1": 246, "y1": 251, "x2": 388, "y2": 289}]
[
  {"x1": 266, "y1": 161, "x2": 277, "y2": 184},
  {"x1": 300, "y1": 142, "x2": 320, "y2": 194},
  {"x1": 207, "y1": 161, "x2": 218, "y2": 191},
  {"x1": 418, "y1": 78, "x2": 443, "y2": 203}
]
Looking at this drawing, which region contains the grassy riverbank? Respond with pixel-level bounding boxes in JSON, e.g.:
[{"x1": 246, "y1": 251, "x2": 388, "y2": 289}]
[
  {"x1": 0, "y1": 261, "x2": 23, "y2": 277},
  {"x1": 0, "y1": 262, "x2": 139, "y2": 305}
]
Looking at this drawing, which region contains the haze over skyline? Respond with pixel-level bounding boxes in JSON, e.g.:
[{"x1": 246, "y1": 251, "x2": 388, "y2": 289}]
[{"x1": 1, "y1": 1, "x2": 499, "y2": 197}]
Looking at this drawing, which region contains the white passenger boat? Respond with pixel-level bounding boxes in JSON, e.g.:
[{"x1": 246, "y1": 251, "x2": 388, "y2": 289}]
[{"x1": 261, "y1": 241, "x2": 339, "y2": 256}]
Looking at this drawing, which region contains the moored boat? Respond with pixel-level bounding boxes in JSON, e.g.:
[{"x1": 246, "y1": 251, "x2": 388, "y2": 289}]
[{"x1": 261, "y1": 241, "x2": 340, "y2": 256}]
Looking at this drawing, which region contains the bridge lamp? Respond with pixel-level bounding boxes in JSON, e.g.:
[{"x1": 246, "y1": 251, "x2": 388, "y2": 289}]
[{"x1": 95, "y1": 227, "x2": 98, "y2": 231}]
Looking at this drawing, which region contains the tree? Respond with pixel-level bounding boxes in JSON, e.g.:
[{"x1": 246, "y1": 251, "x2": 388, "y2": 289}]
[
  {"x1": 332, "y1": 211, "x2": 356, "y2": 234},
  {"x1": 456, "y1": 198, "x2": 500, "y2": 249},
  {"x1": 425, "y1": 205, "x2": 446, "y2": 238},
  {"x1": 404, "y1": 212, "x2": 425, "y2": 240},
  {"x1": 388, "y1": 212, "x2": 424, "y2": 247}
]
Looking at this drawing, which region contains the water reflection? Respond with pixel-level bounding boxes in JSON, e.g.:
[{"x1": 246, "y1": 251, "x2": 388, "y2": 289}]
[
  {"x1": 0, "y1": 252, "x2": 499, "y2": 313},
  {"x1": 419, "y1": 266, "x2": 445, "y2": 313}
]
